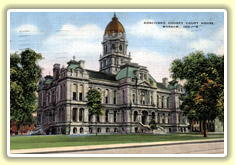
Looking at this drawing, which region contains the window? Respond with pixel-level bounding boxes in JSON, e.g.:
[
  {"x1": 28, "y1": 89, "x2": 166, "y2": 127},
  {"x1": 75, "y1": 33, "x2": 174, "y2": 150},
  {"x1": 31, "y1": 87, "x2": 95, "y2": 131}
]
[
  {"x1": 167, "y1": 97, "x2": 170, "y2": 108},
  {"x1": 134, "y1": 111, "x2": 138, "y2": 122},
  {"x1": 157, "y1": 95, "x2": 160, "y2": 108},
  {"x1": 72, "y1": 108, "x2": 78, "y2": 122},
  {"x1": 97, "y1": 128, "x2": 101, "y2": 133},
  {"x1": 48, "y1": 92, "x2": 51, "y2": 104},
  {"x1": 168, "y1": 113, "x2": 171, "y2": 123},
  {"x1": 162, "y1": 96, "x2": 164, "y2": 108},
  {"x1": 79, "y1": 84, "x2": 84, "y2": 101},
  {"x1": 80, "y1": 127, "x2": 84, "y2": 134},
  {"x1": 151, "y1": 112, "x2": 155, "y2": 121},
  {"x1": 122, "y1": 90, "x2": 125, "y2": 104},
  {"x1": 112, "y1": 44, "x2": 115, "y2": 50},
  {"x1": 140, "y1": 73, "x2": 143, "y2": 80},
  {"x1": 105, "y1": 89, "x2": 109, "y2": 104},
  {"x1": 73, "y1": 84, "x2": 77, "y2": 100},
  {"x1": 119, "y1": 44, "x2": 122, "y2": 51},
  {"x1": 105, "y1": 110, "x2": 109, "y2": 122},
  {"x1": 114, "y1": 128, "x2": 118, "y2": 133},
  {"x1": 162, "y1": 113, "x2": 165, "y2": 123},
  {"x1": 79, "y1": 108, "x2": 84, "y2": 122},
  {"x1": 106, "y1": 128, "x2": 110, "y2": 133},
  {"x1": 113, "y1": 90, "x2": 117, "y2": 104},
  {"x1": 144, "y1": 74, "x2": 147, "y2": 80},
  {"x1": 73, "y1": 127, "x2": 77, "y2": 134},
  {"x1": 89, "y1": 128, "x2": 92, "y2": 133},
  {"x1": 141, "y1": 91, "x2": 145, "y2": 105},
  {"x1": 114, "y1": 111, "x2": 117, "y2": 123},
  {"x1": 132, "y1": 94, "x2": 136, "y2": 104}
]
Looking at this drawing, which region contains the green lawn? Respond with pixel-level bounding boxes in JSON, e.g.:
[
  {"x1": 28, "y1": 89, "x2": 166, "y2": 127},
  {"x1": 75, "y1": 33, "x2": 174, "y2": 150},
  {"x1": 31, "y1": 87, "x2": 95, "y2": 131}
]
[{"x1": 10, "y1": 133, "x2": 224, "y2": 150}]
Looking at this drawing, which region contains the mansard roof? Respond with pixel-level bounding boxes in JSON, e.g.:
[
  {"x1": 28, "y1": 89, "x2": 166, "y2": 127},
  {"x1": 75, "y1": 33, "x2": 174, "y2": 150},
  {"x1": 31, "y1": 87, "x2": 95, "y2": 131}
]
[{"x1": 86, "y1": 69, "x2": 116, "y2": 81}]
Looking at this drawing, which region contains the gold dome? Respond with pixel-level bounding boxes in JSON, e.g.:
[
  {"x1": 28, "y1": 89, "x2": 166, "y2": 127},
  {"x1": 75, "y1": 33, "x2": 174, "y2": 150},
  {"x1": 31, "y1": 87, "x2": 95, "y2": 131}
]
[{"x1": 105, "y1": 13, "x2": 125, "y2": 35}]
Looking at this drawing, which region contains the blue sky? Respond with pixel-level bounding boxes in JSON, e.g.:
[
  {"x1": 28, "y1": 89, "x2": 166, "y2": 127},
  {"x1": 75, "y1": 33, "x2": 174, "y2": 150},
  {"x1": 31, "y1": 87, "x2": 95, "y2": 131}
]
[{"x1": 10, "y1": 11, "x2": 224, "y2": 82}]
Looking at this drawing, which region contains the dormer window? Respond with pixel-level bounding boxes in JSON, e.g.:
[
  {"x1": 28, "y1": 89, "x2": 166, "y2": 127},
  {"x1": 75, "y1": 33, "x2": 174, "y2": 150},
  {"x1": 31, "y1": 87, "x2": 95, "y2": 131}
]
[
  {"x1": 140, "y1": 73, "x2": 143, "y2": 80},
  {"x1": 112, "y1": 44, "x2": 115, "y2": 49}
]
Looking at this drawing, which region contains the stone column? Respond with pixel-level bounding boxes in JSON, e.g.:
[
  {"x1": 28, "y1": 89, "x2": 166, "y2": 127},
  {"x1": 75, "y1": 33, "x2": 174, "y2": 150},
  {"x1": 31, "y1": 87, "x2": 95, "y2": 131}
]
[{"x1": 84, "y1": 108, "x2": 88, "y2": 122}]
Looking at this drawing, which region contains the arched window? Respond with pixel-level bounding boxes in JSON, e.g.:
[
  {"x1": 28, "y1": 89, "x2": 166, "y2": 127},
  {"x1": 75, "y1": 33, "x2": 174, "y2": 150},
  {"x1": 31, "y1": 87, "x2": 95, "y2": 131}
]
[
  {"x1": 97, "y1": 128, "x2": 101, "y2": 133},
  {"x1": 73, "y1": 127, "x2": 77, "y2": 134},
  {"x1": 134, "y1": 111, "x2": 138, "y2": 122},
  {"x1": 151, "y1": 112, "x2": 155, "y2": 121},
  {"x1": 114, "y1": 128, "x2": 118, "y2": 133},
  {"x1": 113, "y1": 90, "x2": 117, "y2": 104},
  {"x1": 79, "y1": 108, "x2": 84, "y2": 122},
  {"x1": 89, "y1": 128, "x2": 92, "y2": 134},
  {"x1": 168, "y1": 113, "x2": 171, "y2": 123},
  {"x1": 141, "y1": 91, "x2": 145, "y2": 105},
  {"x1": 72, "y1": 108, "x2": 78, "y2": 122},
  {"x1": 106, "y1": 128, "x2": 110, "y2": 133},
  {"x1": 112, "y1": 43, "x2": 115, "y2": 50},
  {"x1": 132, "y1": 94, "x2": 136, "y2": 104},
  {"x1": 79, "y1": 84, "x2": 84, "y2": 101},
  {"x1": 167, "y1": 97, "x2": 170, "y2": 108},
  {"x1": 80, "y1": 127, "x2": 84, "y2": 134},
  {"x1": 119, "y1": 44, "x2": 122, "y2": 51},
  {"x1": 73, "y1": 84, "x2": 77, "y2": 100},
  {"x1": 105, "y1": 89, "x2": 109, "y2": 104}
]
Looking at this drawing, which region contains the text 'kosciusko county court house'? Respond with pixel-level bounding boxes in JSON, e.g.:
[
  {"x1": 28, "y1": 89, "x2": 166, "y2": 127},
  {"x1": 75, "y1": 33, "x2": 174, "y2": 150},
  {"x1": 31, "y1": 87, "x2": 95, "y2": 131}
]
[{"x1": 36, "y1": 13, "x2": 188, "y2": 135}]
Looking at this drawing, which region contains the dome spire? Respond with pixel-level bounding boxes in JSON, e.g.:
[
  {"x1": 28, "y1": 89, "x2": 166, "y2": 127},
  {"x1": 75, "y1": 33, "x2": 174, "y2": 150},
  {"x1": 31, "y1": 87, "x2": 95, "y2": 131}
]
[{"x1": 113, "y1": 12, "x2": 117, "y2": 18}]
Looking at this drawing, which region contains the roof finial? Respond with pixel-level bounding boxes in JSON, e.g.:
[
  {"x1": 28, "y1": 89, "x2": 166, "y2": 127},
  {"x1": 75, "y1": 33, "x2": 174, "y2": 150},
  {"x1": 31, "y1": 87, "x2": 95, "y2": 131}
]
[
  {"x1": 72, "y1": 55, "x2": 76, "y2": 60},
  {"x1": 113, "y1": 12, "x2": 117, "y2": 18}
]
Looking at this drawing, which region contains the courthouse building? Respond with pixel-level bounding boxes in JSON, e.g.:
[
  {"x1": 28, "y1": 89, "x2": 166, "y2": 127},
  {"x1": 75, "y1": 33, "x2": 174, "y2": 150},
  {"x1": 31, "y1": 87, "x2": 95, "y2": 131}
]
[{"x1": 36, "y1": 13, "x2": 189, "y2": 135}]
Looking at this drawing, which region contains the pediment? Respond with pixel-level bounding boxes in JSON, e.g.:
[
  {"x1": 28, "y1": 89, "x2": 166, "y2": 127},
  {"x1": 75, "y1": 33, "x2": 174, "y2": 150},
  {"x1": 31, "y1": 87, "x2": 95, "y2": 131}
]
[{"x1": 138, "y1": 81, "x2": 151, "y2": 87}]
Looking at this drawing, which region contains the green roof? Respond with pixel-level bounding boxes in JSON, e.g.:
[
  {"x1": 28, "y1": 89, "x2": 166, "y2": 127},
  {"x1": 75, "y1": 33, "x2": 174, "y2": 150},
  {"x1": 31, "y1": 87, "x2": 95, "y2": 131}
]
[
  {"x1": 86, "y1": 70, "x2": 116, "y2": 81},
  {"x1": 116, "y1": 67, "x2": 137, "y2": 80},
  {"x1": 44, "y1": 79, "x2": 53, "y2": 85},
  {"x1": 148, "y1": 74, "x2": 157, "y2": 84},
  {"x1": 68, "y1": 63, "x2": 82, "y2": 70}
]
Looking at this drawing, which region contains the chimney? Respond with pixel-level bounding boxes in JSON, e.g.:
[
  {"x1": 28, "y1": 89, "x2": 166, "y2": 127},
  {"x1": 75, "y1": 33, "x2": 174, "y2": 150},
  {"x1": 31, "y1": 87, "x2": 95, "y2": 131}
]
[
  {"x1": 162, "y1": 77, "x2": 168, "y2": 88},
  {"x1": 53, "y1": 63, "x2": 60, "y2": 80},
  {"x1": 79, "y1": 60, "x2": 85, "y2": 69}
]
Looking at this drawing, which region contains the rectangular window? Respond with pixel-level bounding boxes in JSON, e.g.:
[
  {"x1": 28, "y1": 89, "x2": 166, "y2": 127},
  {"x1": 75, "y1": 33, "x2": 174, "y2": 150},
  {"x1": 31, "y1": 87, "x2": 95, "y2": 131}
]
[{"x1": 114, "y1": 111, "x2": 117, "y2": 123}]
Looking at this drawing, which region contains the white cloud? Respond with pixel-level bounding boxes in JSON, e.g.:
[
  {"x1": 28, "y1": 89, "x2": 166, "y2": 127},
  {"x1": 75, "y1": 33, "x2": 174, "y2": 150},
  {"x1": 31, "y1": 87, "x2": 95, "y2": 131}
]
[
  {"x1": 127, "y1": 19, "x2": 193, "y2": 41},
  {"x1": 131, "y1": 50, "x2": 176, "y2": 82},
  {"x1": 189, "y1": 39, "x2": 213, "y2": 51},
  {"x1": 14, "y1": 24, "x2": 41, "y2": 34},
  {"x1": 188, "y1": 26, "x2": 224, "y2": 55},
  {"x1": 40, "y1": 23, "x2": 104, "y2": 76}
]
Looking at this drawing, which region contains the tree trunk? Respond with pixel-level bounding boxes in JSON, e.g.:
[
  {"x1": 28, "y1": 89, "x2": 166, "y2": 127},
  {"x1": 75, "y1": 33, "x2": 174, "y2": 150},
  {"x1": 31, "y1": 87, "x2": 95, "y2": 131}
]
[
  {"x1": 203, "y1": 119, "x2": 208, "y2": 138},
  {"x1": 200, "y1": 120, "x2": 203, "y2": 134},
  {"x1": 190, "y1": 119, "x2": 194, "y2": 132}
]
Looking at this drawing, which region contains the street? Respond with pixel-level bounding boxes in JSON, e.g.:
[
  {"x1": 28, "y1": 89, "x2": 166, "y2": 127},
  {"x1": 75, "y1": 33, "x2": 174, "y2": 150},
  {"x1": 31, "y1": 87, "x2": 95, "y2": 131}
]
[{"x1": 56, "y1": 141, "x2": 224, "y2": 154}]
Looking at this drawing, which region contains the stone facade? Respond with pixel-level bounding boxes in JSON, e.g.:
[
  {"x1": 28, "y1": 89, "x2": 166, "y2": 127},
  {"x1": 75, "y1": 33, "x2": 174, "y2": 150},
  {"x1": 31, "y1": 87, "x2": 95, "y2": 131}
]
[{"x1": 36, "y1": 14, "x2": 189, "y2": 135}]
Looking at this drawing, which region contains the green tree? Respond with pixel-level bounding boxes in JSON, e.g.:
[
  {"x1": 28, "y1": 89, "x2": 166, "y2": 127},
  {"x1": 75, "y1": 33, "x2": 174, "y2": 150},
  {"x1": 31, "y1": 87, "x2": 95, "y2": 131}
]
[
  {"x1": 86, "y1": 89, "x2": 104, "y2": 136},
  {"x1": 170, "y1": 51, "x2": 224, "y2": 137},
  {"x1": 10, "y1": 49, "x2": 42, "y2": 134}
]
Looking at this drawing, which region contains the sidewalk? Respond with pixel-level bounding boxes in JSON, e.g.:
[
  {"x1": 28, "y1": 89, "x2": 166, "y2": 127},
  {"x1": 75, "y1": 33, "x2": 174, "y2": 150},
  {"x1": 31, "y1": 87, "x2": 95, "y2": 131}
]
[{"x1": 10, "y1": 138, "x2": 224, "y2": 154}]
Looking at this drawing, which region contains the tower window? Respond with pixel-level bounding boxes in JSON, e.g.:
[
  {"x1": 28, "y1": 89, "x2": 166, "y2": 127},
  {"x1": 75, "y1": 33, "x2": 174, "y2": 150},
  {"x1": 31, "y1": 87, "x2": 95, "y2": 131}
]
[
  {"x1": 112, "y1": 44, "x2": 116, "y2": 49},
  {"x1": 73, "y1": 84, "x2": 77, "y2": 100},
  {"x1": 119, "y1": 45, "x2": 122, "y2": 51},
  {"x1": 113, "y1": 90, "x2": 117, "y2": 104},
  {"x1": 79, "y1": 84, "x2": 84, "y2": 101}
]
